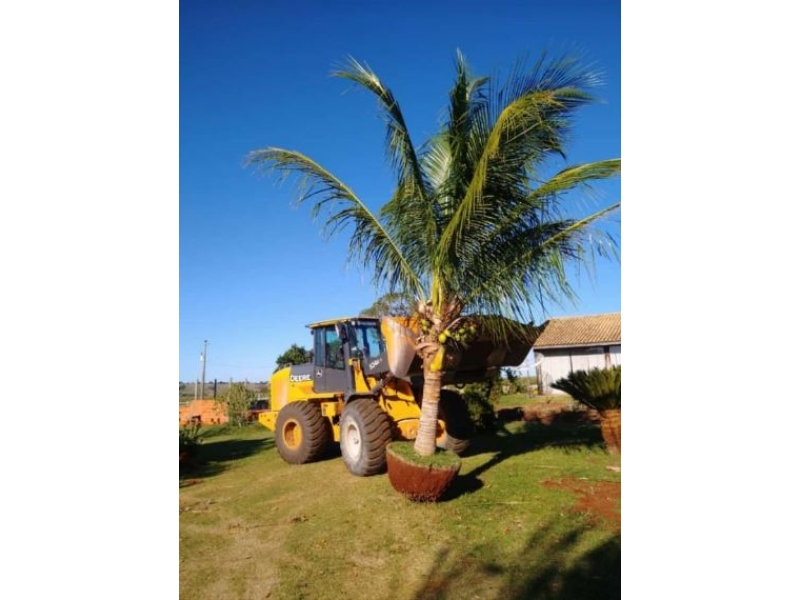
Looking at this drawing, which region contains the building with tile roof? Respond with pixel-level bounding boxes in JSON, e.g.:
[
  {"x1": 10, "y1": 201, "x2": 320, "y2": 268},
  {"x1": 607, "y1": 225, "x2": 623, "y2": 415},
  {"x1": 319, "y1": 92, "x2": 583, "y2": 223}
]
[{"x1": 532, "y1": 313, "x2": 621, "y2": 394}]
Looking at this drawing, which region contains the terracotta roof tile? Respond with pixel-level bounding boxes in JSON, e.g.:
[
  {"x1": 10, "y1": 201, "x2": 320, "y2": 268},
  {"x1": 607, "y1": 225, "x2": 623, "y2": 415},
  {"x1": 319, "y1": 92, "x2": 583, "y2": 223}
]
[{"x1": 533, "y1": 313, "x2": 621, "y2": 348}]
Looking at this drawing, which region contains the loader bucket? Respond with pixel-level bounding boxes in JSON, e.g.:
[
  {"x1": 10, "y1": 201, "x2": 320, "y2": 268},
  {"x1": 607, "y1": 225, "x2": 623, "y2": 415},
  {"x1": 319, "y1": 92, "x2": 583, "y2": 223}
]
[{"x1": 381, "y1": 316, "x2": 537, "y2": 382}]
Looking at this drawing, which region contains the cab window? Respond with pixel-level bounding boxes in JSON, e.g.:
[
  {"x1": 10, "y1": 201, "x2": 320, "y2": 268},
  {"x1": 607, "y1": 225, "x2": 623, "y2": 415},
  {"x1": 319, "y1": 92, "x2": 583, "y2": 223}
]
[
  {"x1": 350, "y1": 322, "x2": 385, "y2": 358},
  {"x1": 314, "y1": 326, "x2": 344, "y2": 370}
]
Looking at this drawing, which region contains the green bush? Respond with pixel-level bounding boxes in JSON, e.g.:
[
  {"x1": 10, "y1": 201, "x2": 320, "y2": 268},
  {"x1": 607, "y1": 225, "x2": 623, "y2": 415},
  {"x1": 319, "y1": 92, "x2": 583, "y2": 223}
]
[
  {"x1": 551, "y1": 366, "x2": 621, "y2": 412},
  {"x1": 179, "y1": 421, "x2": 202, "y2": 464},
  {"x1": 217, "y1": 382, "x2": 256, "y2": 427},
  {"x1": 502, "y1": 368, "x2": 523, "y2": 394},
  {"x1": 460, "y1": 377, "x2": 499, "y2": 433}
]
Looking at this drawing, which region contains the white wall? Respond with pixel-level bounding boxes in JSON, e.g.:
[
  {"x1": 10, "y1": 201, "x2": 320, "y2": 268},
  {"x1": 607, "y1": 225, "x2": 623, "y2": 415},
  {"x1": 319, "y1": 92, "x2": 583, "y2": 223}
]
[
  {"x1": 609, "y1": 345, "x2": 621, "y2": 366},
  {"x1": 539, "y1": 351, "x2": 566, "y2": 392},
  {"x1": 536, "y1": 345, "x2": 621, "y2": 394}
]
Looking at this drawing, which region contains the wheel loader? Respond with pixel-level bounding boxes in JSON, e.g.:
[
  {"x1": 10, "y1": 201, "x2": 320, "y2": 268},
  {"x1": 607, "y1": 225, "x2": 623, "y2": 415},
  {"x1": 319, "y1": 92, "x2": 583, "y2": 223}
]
[{"x1": 258, "y1": 315, "x2": 533, "y2": 476}]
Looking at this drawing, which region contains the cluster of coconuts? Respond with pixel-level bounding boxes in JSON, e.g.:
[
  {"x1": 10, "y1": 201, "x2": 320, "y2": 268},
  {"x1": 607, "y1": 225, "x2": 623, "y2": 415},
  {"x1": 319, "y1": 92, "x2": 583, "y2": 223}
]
[{"x1": 419, "y1": 317, "x2": 478, "y2": 345}]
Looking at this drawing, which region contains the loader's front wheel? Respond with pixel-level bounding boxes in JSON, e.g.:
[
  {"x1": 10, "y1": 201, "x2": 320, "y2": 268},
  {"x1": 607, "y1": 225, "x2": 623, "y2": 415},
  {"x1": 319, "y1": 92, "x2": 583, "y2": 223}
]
[
  {"x1": 437, "y1": 390, "x2": 473, "y2": 455},
  {"x1": 275, "y1": 402, "x2": 331, "y2": 465},
  {"x1": 340, "y1": 398, "x2": 392, "y2": 476}
]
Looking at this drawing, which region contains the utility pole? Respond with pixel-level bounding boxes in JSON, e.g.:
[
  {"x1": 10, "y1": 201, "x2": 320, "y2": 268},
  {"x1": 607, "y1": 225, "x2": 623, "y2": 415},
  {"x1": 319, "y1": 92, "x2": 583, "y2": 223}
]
[{"x1": 200, "y1": 340, "x2": 209, "y2": 399}]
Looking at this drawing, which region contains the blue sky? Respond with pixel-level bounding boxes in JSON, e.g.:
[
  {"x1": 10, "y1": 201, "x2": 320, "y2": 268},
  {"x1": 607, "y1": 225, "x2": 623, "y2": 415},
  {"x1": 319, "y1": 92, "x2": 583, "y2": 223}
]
[{"x1": 180, "y1": 0, "x2": 621, "y2": 383}]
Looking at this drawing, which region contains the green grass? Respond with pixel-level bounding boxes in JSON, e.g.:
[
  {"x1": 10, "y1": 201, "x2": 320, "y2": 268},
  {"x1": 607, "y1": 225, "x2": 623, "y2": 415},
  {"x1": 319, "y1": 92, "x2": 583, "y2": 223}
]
[
  {"x1": 387, "y1": 441, "x2": 461, "y2": 468},
  {"x1": 494, "y1": 393, "x2": 573, "y2": 408},
  {"x1": 180, "y1": 416, "x2": 620, "y2": 600}
]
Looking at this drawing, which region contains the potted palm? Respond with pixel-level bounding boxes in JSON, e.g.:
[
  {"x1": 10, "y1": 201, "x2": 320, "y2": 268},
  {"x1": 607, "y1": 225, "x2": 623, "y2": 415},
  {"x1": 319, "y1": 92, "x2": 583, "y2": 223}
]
[
  {"x1": 248, "y1": 51, "x2": 620, "y2": 499},
  {"x1": 385, "y1": 440, "x2": 461, "y2": 502},
  {"x1": 552, "y1": 366, "x2": 621, "y2": 453}
]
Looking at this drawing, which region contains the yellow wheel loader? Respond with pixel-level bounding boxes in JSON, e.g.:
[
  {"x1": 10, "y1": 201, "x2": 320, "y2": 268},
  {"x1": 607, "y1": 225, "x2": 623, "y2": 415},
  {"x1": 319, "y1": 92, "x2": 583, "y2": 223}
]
[{"x1": 258, "y1": 316, "x2": 532, "y2": 476}]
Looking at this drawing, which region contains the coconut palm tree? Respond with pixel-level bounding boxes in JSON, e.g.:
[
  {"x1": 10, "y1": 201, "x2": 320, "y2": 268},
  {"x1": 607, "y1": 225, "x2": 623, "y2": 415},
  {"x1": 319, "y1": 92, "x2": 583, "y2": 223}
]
[{"x1": 248, "y1": 51, "x2": 620, "y2": 457}]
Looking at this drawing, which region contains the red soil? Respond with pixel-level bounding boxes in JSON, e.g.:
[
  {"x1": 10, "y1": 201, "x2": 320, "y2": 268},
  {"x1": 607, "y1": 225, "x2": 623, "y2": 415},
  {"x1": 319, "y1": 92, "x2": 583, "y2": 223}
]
[{"x1": 543, "y1": 477, "x2": 621, "y2": 531}]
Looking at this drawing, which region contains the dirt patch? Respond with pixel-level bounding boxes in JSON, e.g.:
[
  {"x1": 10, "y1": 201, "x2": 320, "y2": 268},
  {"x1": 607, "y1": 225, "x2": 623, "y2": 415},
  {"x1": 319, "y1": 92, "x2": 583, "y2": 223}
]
[{"x1": 543, "y1": 477, "x2": 621, "y2": 531}]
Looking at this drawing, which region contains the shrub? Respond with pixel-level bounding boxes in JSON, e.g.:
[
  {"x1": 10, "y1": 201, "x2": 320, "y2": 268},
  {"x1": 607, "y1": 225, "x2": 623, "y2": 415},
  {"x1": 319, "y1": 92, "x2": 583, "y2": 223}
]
[
  {"x1": 503, "y1": 368, "x2": 523, "y2": 394},
  {"x1": 217, "y1": 382, "x2": 256, "y2": 427},
  {"x1": 460, "y1": 377, "x2": 498, "y2": 433},
  {"x1": 179, "y1": 421, "x2": 202, "y2": 466},
  {"x1": 551, "y1": 366, "x2": 621, "y2": 412}
]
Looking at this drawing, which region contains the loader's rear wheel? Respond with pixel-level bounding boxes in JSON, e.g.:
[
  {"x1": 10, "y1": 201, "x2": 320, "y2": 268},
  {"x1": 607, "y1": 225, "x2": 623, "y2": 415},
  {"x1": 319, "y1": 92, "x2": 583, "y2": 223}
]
[
  {"x1": 437, "y1": 390, "x2": 473, "y2": 455},
  {"x1": 340, "y1": 398, "x2": 392, "y2": 476},
  {"x1": 275, "y1": 402, "x2": 331, "y2": 465}
]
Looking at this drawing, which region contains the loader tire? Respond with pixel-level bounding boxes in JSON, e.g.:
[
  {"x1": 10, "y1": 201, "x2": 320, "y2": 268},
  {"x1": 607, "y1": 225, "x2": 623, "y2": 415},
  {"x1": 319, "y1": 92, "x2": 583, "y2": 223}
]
[
  {"x1": 275, "y1": 402, "x2": 331, "y2": 465},
  {"x1": 437, "y1": 390, "x2": 473, "y2": 455},
  {"x1": 340, "y1": 398, "x2": 392, "y2": 477}
]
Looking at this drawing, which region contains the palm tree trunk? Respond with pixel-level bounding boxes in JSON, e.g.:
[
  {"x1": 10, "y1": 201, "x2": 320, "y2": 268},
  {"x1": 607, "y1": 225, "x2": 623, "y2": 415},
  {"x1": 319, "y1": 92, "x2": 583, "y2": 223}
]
[{"x1": 414, "y1": 365, "x2": 443, "y2": 456}]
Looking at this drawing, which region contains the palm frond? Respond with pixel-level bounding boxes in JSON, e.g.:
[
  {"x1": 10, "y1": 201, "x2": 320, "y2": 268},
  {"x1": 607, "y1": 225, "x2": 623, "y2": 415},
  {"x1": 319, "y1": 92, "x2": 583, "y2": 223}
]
[
  {"x1": 334, "y1": 58, "x2": 440, "y2": 270},
  {"x1": 246, "y1": 148, "x2": 424, "y2": 299},
  {"x1": 451, "y1": 159, "x2": 621, "y2": 276},
  {"x1": 458, "y1": 203, "x2": 620, "y2": 319},
  {"x1": 441, "y1": 51, "x2": 489, "y2": 215},
  {"x1": 435, "y1": 52, "x2": 602, "y2": 266},
  {"x1": 528, "y1": 159, "x2": 621, "y2": 204},
  {"x1": 333, "y1": 58, "x2": 428, "y2": 196}
]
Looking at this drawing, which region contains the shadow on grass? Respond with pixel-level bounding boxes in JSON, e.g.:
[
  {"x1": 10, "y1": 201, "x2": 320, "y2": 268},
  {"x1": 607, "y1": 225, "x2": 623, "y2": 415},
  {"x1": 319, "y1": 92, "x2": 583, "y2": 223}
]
[
  {"x1": 413, "y1": 519, "x2": 620, "y2": 600},
  {"x1": 179, "y1": 434, "x2": 275, "y2": 485},
  {"x1": 441, "y1": 421, "x2": 604, "y2": 502}
]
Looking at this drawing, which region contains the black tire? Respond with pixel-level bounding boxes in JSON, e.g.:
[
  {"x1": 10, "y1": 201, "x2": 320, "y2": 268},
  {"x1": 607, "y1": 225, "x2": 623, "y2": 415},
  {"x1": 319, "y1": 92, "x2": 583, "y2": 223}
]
[
  {"x1": 340, "y1": 398, "x2": 393, "y2": 476},
  {"x1": 275, "y1": 402, "x2": 332, "y2": 465},
  {"x1": 437, "y1": 390, "x2": 474, "y2": 455}
]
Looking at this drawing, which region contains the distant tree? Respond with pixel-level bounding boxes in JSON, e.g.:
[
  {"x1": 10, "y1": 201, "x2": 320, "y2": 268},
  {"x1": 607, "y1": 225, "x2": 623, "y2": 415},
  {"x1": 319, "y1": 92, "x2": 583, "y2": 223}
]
[
  {"x1": 217, "y1": 382, "x2": 256, "y2": 427},
  {"x1": 275, "y1": 344, "x2": 311, "y2": 372},
  {"x1": 360, "y1": 292, "x2": 415, "y2": 317},
  {"x1": 503, "y1": 368, "x2": 521, "y2": 393}
]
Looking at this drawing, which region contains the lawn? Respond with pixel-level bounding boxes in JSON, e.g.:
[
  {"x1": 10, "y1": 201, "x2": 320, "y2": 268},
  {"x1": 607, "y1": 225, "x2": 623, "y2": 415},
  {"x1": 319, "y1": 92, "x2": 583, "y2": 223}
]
[
  {"x1": 179, "y1": 402, "x2": 620, "y2": 600},
  {"x1": 494, "y1": 392, "x2": 572, "y2": 408}
]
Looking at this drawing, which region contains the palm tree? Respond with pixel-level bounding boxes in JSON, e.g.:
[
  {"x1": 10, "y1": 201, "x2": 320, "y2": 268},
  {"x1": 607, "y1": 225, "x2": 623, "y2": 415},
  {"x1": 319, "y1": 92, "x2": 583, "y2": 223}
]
[
  {"x1": 552, "y1": 366, "x2": 622, "y2": 453},
  {"x1": 248, "y1": 51, "x2": 620, "y2": 457}
]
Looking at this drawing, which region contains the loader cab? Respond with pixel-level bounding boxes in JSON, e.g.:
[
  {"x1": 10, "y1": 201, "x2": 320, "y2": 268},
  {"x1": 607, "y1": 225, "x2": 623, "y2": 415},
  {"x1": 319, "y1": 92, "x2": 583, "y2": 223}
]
[{"x1": 309, "y1": 318, "x2": 387, "y2": 394}]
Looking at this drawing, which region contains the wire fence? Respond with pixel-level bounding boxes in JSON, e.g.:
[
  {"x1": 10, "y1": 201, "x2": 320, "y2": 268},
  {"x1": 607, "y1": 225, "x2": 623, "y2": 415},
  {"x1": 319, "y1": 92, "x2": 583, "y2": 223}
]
[{"x1": 179, "y1": 379, "x2": 269, "y2": 404}]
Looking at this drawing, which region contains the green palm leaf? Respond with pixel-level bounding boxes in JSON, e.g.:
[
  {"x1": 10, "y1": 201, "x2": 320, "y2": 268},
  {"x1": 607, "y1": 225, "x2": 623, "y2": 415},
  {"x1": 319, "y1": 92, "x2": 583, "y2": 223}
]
[
  {"x1": 552, "y1": 366, "x2": 621, "y2": 412},
  {"x1": 334, "y1": 58, "x2": 439, "y2": 259},
  {"x1": 246, "y1": 148, "x2": 424, "y2": 299}
]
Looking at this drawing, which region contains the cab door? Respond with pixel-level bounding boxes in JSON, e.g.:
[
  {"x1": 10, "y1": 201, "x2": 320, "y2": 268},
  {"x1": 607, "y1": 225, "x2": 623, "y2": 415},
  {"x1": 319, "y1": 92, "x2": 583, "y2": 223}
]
[{"x1": 312, "y1": 325, "x2": 349, "y2": 394}]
